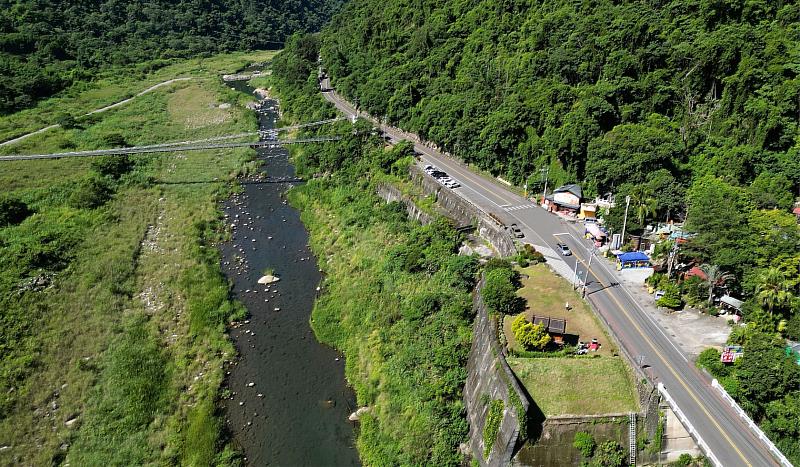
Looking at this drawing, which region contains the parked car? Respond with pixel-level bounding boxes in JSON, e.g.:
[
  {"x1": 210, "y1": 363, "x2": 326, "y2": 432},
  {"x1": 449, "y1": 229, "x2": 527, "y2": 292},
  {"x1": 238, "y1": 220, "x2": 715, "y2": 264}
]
[
  {"x1": 430, "y1": 170, "x2": 448, "y2": 178},
  {"x1": 509, "y1": 223, "x2": 524, "y2": 238},
  {"x1": 557, "y1": 243, "x2": 572, "y2": 256},
  {"x1": 424, "y1": 164, "x2": 434, "y2": 172}
]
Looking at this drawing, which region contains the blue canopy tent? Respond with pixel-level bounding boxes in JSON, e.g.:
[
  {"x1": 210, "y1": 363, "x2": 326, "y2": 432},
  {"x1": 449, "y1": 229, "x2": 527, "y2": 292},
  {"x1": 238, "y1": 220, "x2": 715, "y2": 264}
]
[{"x1": 616, "y1": 251, "x2": 650, "y2": 269}]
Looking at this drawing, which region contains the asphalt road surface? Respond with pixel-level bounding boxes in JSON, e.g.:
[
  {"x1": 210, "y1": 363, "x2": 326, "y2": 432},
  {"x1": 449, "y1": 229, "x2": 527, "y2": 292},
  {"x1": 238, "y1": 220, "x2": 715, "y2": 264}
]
[{"x1": 320, "y1": 79, "x2": 780, "y2": 467}]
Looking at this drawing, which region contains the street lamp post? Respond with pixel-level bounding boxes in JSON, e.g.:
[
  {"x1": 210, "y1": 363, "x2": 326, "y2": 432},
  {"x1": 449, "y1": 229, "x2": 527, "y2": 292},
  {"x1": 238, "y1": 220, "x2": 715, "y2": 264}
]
[
  {"x1": 620, "y1": 195, "x2": 631, "y2": 249},
  {"x1": 582, "y1": 248, "x2": 596, "y2": 298},
  {"x1": 573, "y1": 258, "x2": 580, "y2": 290}
]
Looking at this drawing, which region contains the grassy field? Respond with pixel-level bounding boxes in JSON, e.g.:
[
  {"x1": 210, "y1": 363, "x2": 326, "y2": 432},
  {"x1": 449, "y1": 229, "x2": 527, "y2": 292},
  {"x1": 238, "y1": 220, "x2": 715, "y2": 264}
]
[
  {"x1": 501, "y1": 263, "x2": 637, "y2": 416},
  {"x1": 503, "y1": 263, "x2": 615, "y2": 356},
  {"x1": 507, "y1": 357, "x2": 638, "y2": 416},
  {"x1": 0, "y1": 51, "x2": 267, "y2": 465},
  {"x1": 0, "y1": 50, "x2": 276, "y2": 144}
]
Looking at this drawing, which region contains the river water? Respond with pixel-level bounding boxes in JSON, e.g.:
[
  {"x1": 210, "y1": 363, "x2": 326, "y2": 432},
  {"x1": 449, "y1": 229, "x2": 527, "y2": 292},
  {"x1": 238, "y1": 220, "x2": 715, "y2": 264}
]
[{"x1": 219, "y1": 83, "x2": 359, "y2": 466}]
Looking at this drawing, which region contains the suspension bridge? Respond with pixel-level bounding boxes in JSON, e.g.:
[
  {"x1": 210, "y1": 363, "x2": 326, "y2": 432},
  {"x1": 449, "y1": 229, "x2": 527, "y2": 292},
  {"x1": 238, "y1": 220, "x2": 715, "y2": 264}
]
[{"x1": 0, "y1": 117, "x2": 351, "y2": 162}]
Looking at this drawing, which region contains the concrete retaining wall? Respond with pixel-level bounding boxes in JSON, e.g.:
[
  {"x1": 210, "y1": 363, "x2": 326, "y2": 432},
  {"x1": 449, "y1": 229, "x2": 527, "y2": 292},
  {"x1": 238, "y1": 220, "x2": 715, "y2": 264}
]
[
  {"x1": 512, "y1": 414, "x2": 631, "y2": 467},
  {"x1": 464, "y1": 278, "x2": 531, "y2": 466},
  {"x1": 375, "y1": 183, "x2": 435, "y2": 225},
  {"x1": 409, "y1": 165, "x2": 517, "y2": 257}
]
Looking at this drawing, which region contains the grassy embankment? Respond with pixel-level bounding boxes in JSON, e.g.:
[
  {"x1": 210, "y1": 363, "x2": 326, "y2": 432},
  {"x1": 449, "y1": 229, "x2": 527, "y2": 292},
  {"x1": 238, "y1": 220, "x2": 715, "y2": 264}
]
[
  {"x1": 268, "y1": 36, "x2": 485, "y2": 464},
  {"x1": 504, "y1": 264, "x2": 638, "y2": 416},
  {"x1": 0, "y1": 50, "x2": 275, "y2": 465}
]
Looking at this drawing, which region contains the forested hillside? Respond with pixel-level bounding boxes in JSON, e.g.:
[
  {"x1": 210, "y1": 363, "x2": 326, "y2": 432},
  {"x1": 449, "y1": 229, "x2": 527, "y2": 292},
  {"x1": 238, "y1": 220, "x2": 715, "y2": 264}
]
[
  {"x1": 312, "y1": 0, "x2": 800, "y2": 460},
  {"x1": 0, "y1": 0, "x2": 342, "y2": 113},
  {"x1": 320, "y1": 0, "x2": 800, "y2": 308}
]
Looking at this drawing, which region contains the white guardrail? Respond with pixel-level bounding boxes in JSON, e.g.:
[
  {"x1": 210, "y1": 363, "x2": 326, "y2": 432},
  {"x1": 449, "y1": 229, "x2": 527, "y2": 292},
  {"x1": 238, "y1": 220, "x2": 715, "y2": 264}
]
[
  {"x1": 711, "y1": 379, "x2": 793, "y2": 467},
  {"x1": 657, "y1": 383, "x2": 723, "y2": 467}
]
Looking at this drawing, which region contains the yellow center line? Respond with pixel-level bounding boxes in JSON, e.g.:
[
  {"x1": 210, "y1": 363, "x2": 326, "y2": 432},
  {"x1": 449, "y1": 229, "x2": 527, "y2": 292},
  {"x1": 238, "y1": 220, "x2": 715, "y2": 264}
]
[{"x1": 569, "y1": 250, "x2": 754, "y2": 466}]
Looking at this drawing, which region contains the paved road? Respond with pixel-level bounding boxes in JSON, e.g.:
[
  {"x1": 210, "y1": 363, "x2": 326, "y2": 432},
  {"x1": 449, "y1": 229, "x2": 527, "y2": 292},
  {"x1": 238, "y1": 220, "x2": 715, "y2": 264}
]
[
  {"x1": 320, "y1": 80, "x2": 779, "y2": 466},
  {"x1": 0, "y1": 78, "x2": 193, "y2": 147}
]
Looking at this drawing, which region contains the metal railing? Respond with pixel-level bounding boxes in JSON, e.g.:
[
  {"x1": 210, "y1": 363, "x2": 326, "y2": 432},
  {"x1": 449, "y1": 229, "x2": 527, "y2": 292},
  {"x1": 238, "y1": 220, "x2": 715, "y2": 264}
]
[
  {"x1": 657, "y1": 383, "x2": 722, "y2": 467},
  {"x1": 711, "y1": 379, "x2": 793, "y2": 467}
]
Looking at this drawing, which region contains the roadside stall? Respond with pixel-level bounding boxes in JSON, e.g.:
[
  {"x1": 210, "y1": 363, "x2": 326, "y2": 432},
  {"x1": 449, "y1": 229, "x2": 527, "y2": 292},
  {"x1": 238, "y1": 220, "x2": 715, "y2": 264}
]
[{"x1": 616, "y1": 251, "x2": 650, "y2": 270}]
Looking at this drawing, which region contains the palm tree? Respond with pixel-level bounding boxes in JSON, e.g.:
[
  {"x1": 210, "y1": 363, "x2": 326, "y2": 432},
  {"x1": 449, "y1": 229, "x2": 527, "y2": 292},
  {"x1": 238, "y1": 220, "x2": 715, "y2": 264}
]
[
  {"x1": 755, "y1": 268, "x2": 794, "y2": 316},
  {"x1": 699, "y1": 263, "x2": 735, "y2": 306},
  {"x1": 630, "y1": 185, "x2": 658, "y2": 225}
]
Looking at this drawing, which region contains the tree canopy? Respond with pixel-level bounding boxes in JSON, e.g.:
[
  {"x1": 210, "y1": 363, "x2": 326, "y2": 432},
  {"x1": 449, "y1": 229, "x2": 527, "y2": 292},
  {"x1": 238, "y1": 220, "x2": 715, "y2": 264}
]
[{"x1": 0, "y1": 0, "x2": 343, "y2": 113}]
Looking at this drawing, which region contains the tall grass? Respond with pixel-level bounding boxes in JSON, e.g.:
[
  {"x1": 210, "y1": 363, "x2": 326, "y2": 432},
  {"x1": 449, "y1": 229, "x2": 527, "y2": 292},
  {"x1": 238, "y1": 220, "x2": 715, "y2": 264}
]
[{"x1": 0, "y1": 53, "x2": 257, "y2": 465}]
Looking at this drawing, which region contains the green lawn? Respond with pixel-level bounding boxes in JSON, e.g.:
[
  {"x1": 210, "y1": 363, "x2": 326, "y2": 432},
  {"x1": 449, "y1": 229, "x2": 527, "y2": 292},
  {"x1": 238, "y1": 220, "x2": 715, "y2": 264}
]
[
  {"x1": 504, "y1": 263, "x2": 616, "y2": 356},
  {"x1": 507, "y1": 357, "x2": 638, "y2": 416}
]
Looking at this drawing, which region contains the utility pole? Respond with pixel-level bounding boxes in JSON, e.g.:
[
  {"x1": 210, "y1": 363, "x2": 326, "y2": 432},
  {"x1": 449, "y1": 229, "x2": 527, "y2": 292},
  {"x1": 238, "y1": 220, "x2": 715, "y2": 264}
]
[
  {"x1": 666, "y1": 241, "x2": 679, "y2": 279},
  {"x1": 582, "y1": 249, "x2": 595, "y2": 298},
  {"x1": 540, "y1": 167, "x2": 549, "y2": 204},
  {"x1": 621, "y1": 195, "x2": 631, "y2": 249}
]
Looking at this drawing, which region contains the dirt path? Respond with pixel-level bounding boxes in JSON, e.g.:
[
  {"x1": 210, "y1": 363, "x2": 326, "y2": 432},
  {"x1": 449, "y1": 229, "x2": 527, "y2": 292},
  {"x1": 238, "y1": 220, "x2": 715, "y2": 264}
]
[{"x1": 0, "y1": 77, "x2": 192, "y2": 147}]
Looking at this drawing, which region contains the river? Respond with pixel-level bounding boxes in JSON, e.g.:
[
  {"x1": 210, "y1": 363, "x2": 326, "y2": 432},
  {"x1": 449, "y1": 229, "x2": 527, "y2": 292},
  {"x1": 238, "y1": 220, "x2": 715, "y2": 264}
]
[{"x1": 219, "y1": 81, "x2": 360, "y2": 466}]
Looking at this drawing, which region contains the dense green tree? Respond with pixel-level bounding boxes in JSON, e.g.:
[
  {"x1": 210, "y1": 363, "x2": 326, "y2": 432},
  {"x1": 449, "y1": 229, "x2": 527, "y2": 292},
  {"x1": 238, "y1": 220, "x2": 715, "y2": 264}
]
[
  {"x1": 684, "y1": 176, "x2": 754, "y2": 275},
  {"x1": 0, "y1": 0, "x2": 344, "y2": 113},
  {"x1": 482, "y1": 267, "x2": 523, "y2": 314},
  {"x1": 755, "y1": 268, "x2": 795, "y2": 317},
  {"x1": 737, "y1": 332, "x2": 800, "y2": 418}
]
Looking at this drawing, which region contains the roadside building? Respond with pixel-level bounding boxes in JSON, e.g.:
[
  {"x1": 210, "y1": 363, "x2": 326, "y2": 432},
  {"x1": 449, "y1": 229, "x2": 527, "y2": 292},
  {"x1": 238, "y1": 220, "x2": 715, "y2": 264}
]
[
  {"x1": 616, "y1": 251, "x2": 650, "y2": 270},
  {"x1": 719, "y1": 295, "x2": 744, "y2": 323},
  {"x1": 543, "y1": 184, "x2": 582, "y2": 215},
  {"x1": 532, "y1": 315, "x2": 567, "y2": 345}
]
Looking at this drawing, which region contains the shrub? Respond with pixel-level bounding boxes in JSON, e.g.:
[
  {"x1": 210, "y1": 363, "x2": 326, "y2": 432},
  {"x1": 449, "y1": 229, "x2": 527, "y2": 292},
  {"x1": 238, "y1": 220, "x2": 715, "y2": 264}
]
[
  {"x1": 483, "y1": 267, "x2": 523, "y2": 314},
  {"x1": 593, "y1": 440, "x2": 626, "y2": 467},
  {"x1": 681, "y1": 276, "x2": 706, "y2": 307},
  {"x1": 573, "y1": 431, "x2": 596, "y2": 457},
  {"x1": 68, "y1": 175, "x2": 114, "y2": 209},
  {"x1": 672, "y1": 453, "x2": 694, "y2": 466},
  {"x1": 695, "y1": 348, "x2": 728, "y2": 378},
  {"x1": 517, "y1": 244, "x2": 545, "y2": 266},
  {"x1": 57, "y1": 114, "x2": 79, "y2": 129},
  {"x1": 656, "y1": 282, "x2": 683, "y2": 309},
  {"x1": 646, "y1": 272, "x2": 668, "y2": 290},
  {"x1": 512, "y1": 315, "x2": 551, "y2": 350},
  {"x1": 92, "y1": 155, "x2": 134, "y2": 180},
  {"x1": 0, "y1": 197, "x2": 32, "y2": 226}
]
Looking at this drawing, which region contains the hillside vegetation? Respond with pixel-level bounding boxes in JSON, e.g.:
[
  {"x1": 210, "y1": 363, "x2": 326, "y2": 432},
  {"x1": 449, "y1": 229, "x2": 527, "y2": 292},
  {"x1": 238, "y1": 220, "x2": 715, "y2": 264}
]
[
  {"x1": 301, "y1": 0, "x2": 800, "y2": 460},
  {"x1": 0, "y1": 0, "x2": 343, "y2": 113}
]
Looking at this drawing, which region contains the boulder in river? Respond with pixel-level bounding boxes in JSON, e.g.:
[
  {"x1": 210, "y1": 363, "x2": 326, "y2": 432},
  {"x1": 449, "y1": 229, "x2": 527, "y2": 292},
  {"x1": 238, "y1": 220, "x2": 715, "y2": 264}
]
[
  {"x1": 257, "y1": 275, "x2": 280, "y2": 285},
  {"x1": 348, "y1": 406, "x2": 371, "y2": 422}
]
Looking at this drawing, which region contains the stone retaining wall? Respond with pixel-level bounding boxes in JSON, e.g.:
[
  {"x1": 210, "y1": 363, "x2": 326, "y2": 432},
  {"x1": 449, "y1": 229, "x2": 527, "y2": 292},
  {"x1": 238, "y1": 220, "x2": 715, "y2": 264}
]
[
  {"x1": 375, "y1": 183, "x2": 435, "y2": 225},
  {"x1": 408, "y1": 165, "x2": 517, "y2": 257},
  {"x1": 464, "y1": 278, "x2": 531, "y2": 466}
]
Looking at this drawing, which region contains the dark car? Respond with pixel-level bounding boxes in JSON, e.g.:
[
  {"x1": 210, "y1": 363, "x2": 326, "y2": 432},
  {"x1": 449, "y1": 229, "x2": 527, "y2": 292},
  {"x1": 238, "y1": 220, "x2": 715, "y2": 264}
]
[
  {"x1": 557, "y1": 243, "x2": 571, "y2": 256},
  {"x1": 509, "y1": 223, "x2": 524, "y2": 238}
]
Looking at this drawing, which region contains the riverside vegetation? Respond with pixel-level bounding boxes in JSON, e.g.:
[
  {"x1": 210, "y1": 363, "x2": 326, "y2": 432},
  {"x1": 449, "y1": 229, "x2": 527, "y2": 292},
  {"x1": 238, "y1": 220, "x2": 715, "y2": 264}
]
[
  {"x1": 272, "y1": 37, "x2": 481, "y2": 465},
  {"x1": 0, "y1": 50, "x2": 276, "y2": 465}
]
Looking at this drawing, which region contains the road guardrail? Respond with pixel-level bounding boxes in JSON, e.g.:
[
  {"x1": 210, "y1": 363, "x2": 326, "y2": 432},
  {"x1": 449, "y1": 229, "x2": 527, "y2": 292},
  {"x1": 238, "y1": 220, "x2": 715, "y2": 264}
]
[
  {"x1": 711, "y1": 379, "x2": 792, "y2": 467},
  {"x1": 658, "y1": 383, "x2": 722, "y2": 467}
]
